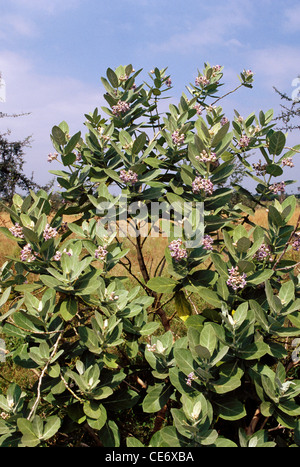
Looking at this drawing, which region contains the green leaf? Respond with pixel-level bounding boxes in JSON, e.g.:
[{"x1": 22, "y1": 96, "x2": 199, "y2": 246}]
[
  {"x1": 247, "y1": 269, "x2": 273, "y2": 285},
  {"x1": 65, "y1": 131, "x2": 81, "y2": 154},
  {"x1": 174, "y1": 291, "x2": 192, "y2": 322},
  {"x1": 52, "y1": 125, "x2": 66, "y2": 146},
  {"x1": 42, "y1": 416, "x2": 61, "y2": 440},
  {"x1": 200, "y1": 324, "x2": 216, "y2": 356},
  {"x1": 106, "y1": 68, "x2": 119, "y2": 88},
  {"x1": 59, "y1": 296, "x2": 78, "y2": 321},
  {"x1": 216, "y1": 399, "x2": 246, "y2": 421},
  {"x1": 126, "y1": 437, "x2": 145, "y2": 447},
  {"x1": 147, "y1": 277, "x2": 177, "y2": 293},
  {"x1": 268, "y1": 131, "x2": 286, "y2": 156},
  {"x1": 142, "y1": 384, "x2": 173, "y2": 413}
]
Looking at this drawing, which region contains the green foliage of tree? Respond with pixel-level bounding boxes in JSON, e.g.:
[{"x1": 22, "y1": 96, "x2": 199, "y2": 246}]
[{"x1": 0, "y1": 64, "x2": 299, "y2": 448}]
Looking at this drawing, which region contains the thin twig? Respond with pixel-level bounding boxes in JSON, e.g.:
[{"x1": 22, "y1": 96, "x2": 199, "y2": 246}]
[{"x1": 27, "y1": 333, "x2": 63, "y2": 420}]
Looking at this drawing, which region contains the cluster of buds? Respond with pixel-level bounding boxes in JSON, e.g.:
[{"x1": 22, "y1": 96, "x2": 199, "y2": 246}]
[
  {"x1": 112, "y1": 100, "x2": 130, "y2": 117},
  {"x1": 60, "y1": 222, "x2": 68, "y2": 233},
  {"x1": 172, "y1": 130, "x2": 185, "y2": 146},
  {"x1": 282, "y1": 157, "x2": 294, "y2": 168},
  {"x1": 120, "y1": 169, "x2": 139, "y2": 186},
  {"x1": 52, "y1": 249, "x2": 72, "y2": 261},
  {"x1": 292, "y1": 232, "x2": 300, "y2": 252},
  {"x1": 269, "y1": 181, "x2": 286, "y2": 194},
  {"x1": 253, "y1": 243, "x2": 272, "y2": 261},
  {"x1": 146, "y1": 343, "x2": 157, "y2": 352},
  {"x1": 213, "y1": 65, "x2": 222, "y2": 72},
  {"x1": 165, "y1": 77, "x2": 172, "y2": 87},
  {"x1": 243, "y1": 69, "x2": 253, "y2": 77},
  {"x1": 186, "y1": 372, "x2": 197, "y2": 387},
  {"x1": 252, "y1": 160, "x2": 267, "y2": 176},
  {"x1": 202, "y1": 234, "x2": 214, "y2": 251},
  {"x1": 95, "y1": 245, "x2": 108, "y2": 261},
  {"x1": 47, "y1": 152, "x2": 59, "y2": 163},
  {"x1": 20, "y1": 244, "x2": 36, "y2": 263},
  {"x1": 238, "y1": 135, "x2": 250, "y2": 148},
  {"x1": 192, "y1": 176, "x2": 214, "y2": 195},
  {"x1": 43, "y1": 224, "x2": 58, "y2": 241},
  {"x1": 195, "y1": 150, "x2": 217, "y2": 163},
  {"x1": 193, "y1": 104, "x2": 203, "y2": 115},
  {"x1": 168, "y1": 239, "x2": 188, "y2": 262},
  {"x1": 195, "y1": 75, "x2": 210, "y2": 87},
  {"x1": 220, "y1": 116, "x2": 229, "y2": 126},
  {"x1": 9, "y1": 223, "x2": 24, "y2": 239},
  {"x1": 109, "y1": 291, "x2": 119, "y2": 301},
  {"x1": 227, "y1": 266, "x2": 247, "y2": 292}
]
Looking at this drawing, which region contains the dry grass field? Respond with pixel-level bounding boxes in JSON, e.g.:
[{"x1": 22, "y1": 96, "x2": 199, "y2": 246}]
[{"x1": 0, "y1": 204, "x2": 299, "y2": 270}]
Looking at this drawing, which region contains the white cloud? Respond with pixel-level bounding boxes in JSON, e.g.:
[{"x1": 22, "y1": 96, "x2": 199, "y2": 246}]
[
  {"x1": 8, "y1": 0, "x2": 81, "y2": 14},
  {"x1": 148, "y1": 1, "x2": 251, "y2": 55},
  {"x1": 0, "y1": 51, "x2": 103, "y2": 185},
  {"x1": 283, "y1": 4, "x2": 300, "y2": 32},
  {"x1": 0, "y1": 14, "x2": 38, "y2": 39},
  {"x1": 248, "y1": 45, "x2": 300, "y2": 91}
]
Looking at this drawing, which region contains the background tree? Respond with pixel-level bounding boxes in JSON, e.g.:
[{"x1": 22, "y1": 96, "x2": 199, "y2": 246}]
[
  {"x1": 0, "y1": 110, "x2": 53, "y2": 204},
  {"x1": 273, "y1": 76, "x2": 300, "y2": 132}
]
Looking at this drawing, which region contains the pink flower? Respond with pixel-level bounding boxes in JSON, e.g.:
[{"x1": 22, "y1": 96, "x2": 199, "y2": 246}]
[
  {"x1": 253, "y1": 243, "x2": 272, "y2": 261},
  {"x1": 227, "y1": 266, "x2": 247, "y2": 291},
  {"x1": 112, "y1": 100, "x2": 130, "y2": 117},
  {"x1": 192, "y1": 177, "x2": 214, "y2": 195},
  {"x1": 9, "y1": 223, "x2": 24, "y2": 239},
  {"x1": 195, "y1": 76, "x2": 210, "y2": 87},
  {"x1": 95, "y1": 245, "x2": 108, "y2": 261},
  {"x1": 202, "y1": 235, "x2": 214, "y2": 251},
  {"x1": 195, "y1": 150, "x2": 217, "y2": 163},
  {"x1": 172, "y1": 130, "x2": 185, "y2": 146},
  {"x1": 168, "y1": 239, "x2": 187, "y2": 262},
  {"x1": 282, "y1": 157, "x2": 294, "y2": 168},
  {"x1": 43, "y1": 224, "x2": 58, "y2": 241},
  {"x1": 239, "y1": 135, "x2": 250, "y2": 148},
  {"x1": 120, "y1": 169, "x2": 138, "y2": 186},
  {"x1": 20, "y1": 244, "x2": 36, "y2": 263},
  {"x1": 292, "y1": 232, "x2": 300, "y2": 252},
  {"x1": 269, "y1": 182, "x2": 286, "y2": 194}
]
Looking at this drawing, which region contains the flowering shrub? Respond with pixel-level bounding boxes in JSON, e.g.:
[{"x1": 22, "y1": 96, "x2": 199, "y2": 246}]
[{"x1": 0, "y1": 63, "x2": 299, "y2": 448}]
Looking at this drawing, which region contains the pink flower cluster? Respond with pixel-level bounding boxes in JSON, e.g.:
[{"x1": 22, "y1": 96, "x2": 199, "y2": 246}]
[
  {"x1": 172, "y1": 130, "x2": 185, "y2": 146},
  {"x1": 282, "y1": 157, "x2": 294, "y2": 167},
  {"x1": 20, "y1": 244, "x2": 36, "y2": 263},
  {"x1": 227, "y1": 266, "x2": 247, "y2": 291},
  {"x1": 269, "y1": 182, "x2": 286, "y2": 194},
  {"x1": 112, "y1": 100, "x2": 130, "y2": 117},
  {"x1": 168, "y1": 239, "x2": 188, "y2": 262},
  {"x1": 186, "y1": 372, "x2": 196, "y2": 387},
  {"x1": 239, "y1": 135, "x2": 250, "y2": 148},
  {"x1": 202, "y1": 234, "x2": 214, "y2": 251},
  {"x1": 243, "y1": 69, "x2": 253, "y2": 77},
  {"x1": 95, "y1": 245, "x2": 108, "y2": 261},
  {"x1": 52, "y1": 249, "x2": 72, "y2": 261},
  {"x1": 9, "y1": 223, "x2": 24, "y2": 239},
  {"x1": 120, "y1": 169, "x2": 139, "y2": 186},
  {"x1": 220, "y1": 116, "x2": 229, "y2": 126},
  {"x1": 252, "y1": 160, "x2": 267, "y2": 176},
  {"x1": 43, "y1": 224, "x2": 58, "y2": 241},
  {"x1": 193, "y1": 104, "x2": 203, "y2": 115},
  {"x1": 195, "y1": 150, "x2": 217, "y2": 163},
  {"x1": 165, "y1": 77, "x2": 172, "y2": 87},
  {"x1": 292, "y1": 232, "x2": 300, "y2": 252},
  {"x1": 195, "y1": 76, "x2": 210, "y2": 87},
  {"x1": 48, "y1": 153, "x2": 58, "y2": 163},
  {"x1": 253, "y1": 243, "x2": 272, "y2": 261},
  {"x1": 192, "y1": 177, "x2": 214, "y2": 195}
]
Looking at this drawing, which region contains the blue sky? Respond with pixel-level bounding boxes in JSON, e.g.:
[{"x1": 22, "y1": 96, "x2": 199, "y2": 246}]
[{"x1": 0, "y1": 0, "x2": 299, "y2": 192}]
